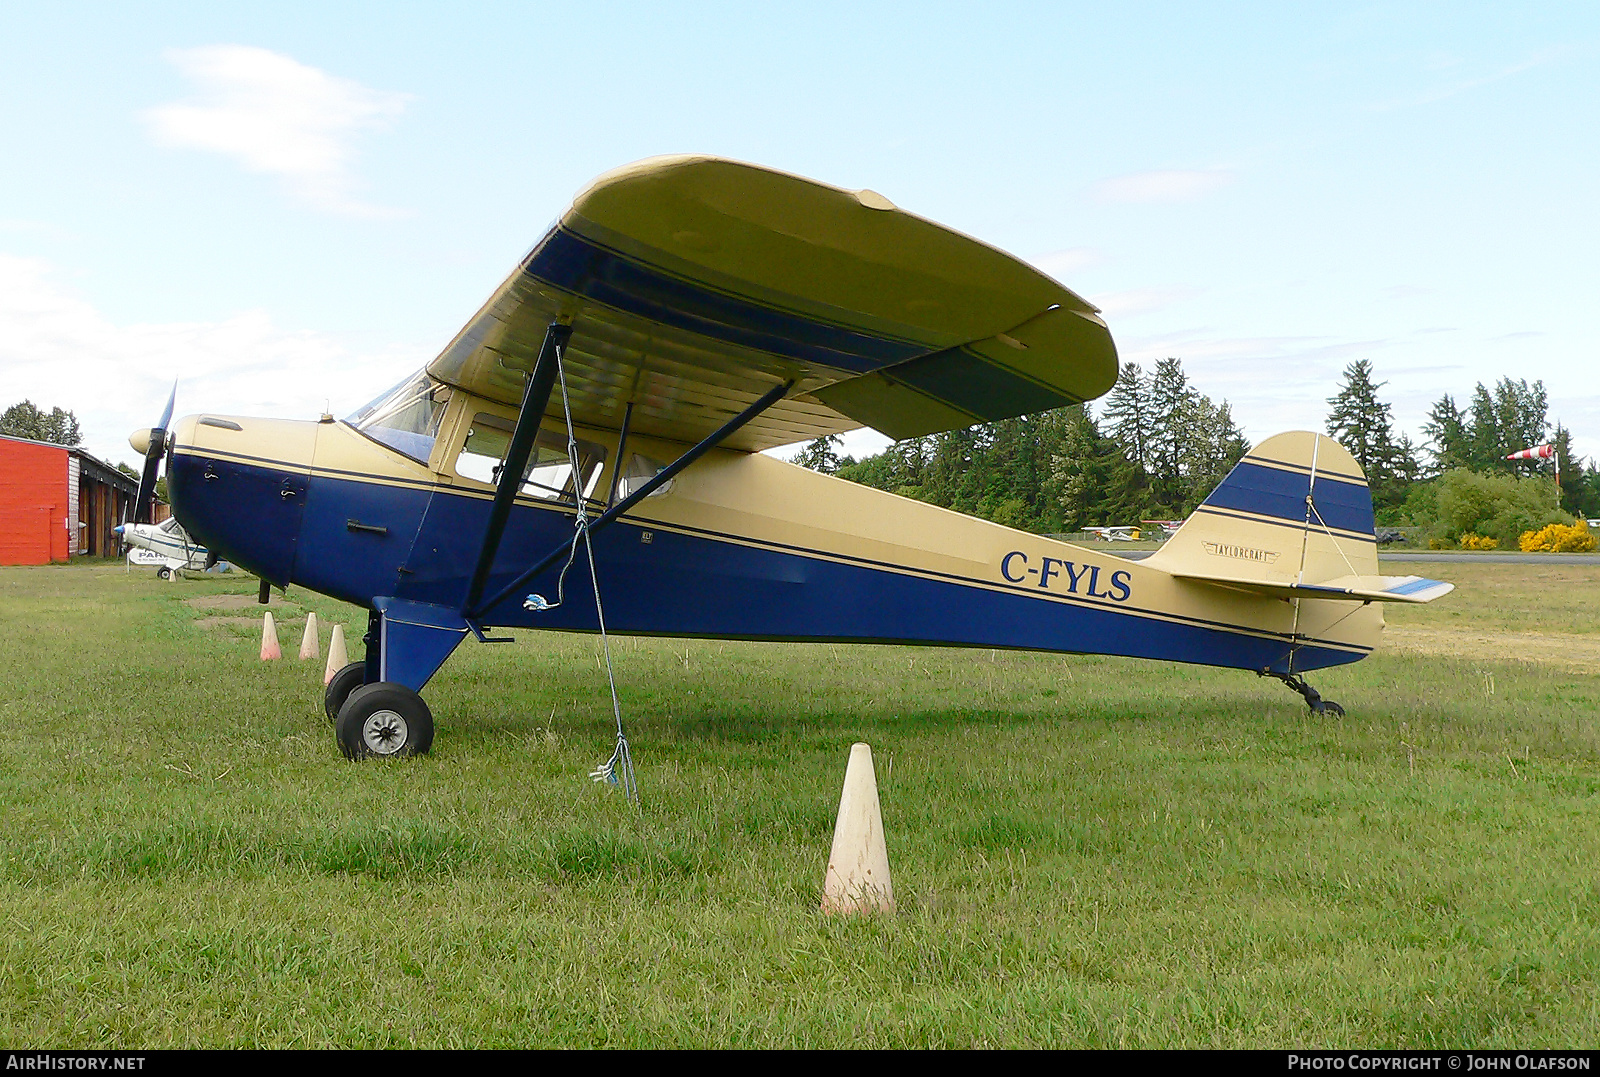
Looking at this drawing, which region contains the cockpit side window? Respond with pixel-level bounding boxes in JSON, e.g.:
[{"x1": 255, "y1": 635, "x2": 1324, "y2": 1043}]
[
  {"x1": 454, "y1": 413, "x2": 607, "y2": 503},
  {"x1": 345, "y1": 370, "x2": 450, "y2": 464}
]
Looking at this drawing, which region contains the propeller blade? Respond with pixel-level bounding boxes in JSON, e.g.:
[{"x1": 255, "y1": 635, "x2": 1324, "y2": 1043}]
[
  {"x1": 132, "y1": 382, "x2": 178, "y2": 525},
  {"x1": 133, "y1": 450, "x2": 161, "y2": 525},
  {"x1": 156, "y1": 380, "x2": 176, "y2": 433}
]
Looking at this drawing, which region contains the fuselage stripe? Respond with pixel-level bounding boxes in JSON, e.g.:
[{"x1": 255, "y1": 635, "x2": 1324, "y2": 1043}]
[{"x1": 176, "y1": 444, "x2": 1374, "y2": 658}]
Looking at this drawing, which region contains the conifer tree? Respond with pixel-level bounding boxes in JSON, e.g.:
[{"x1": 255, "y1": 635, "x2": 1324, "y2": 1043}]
[
  {"x1": 1457, "y1": 378, "x2": 1550, "y2": 472},
  {"x1": 1550, "y1": 424, "x2": 1585, "y2": 516},
  {"x1": 1422, "y1": 394, "x2": 1469, "y2": 473},
  {"x1": 1145, "y1": 358, "x2": 1193, "y2": 511},
  {"x1": 1100, "y1": 362, "x2": 1150, "y2": 472},
  {"x1": 1179, "y1": 396, "x2": 1249, "y2": 507},
  {"x1": 1465, "y1": 383, "x2": 1501, "y2": 470},
  {"x1": 1493, "y1": 377, "x2": 1550, "y2": 476},
  {"x1": 1325, "y1": 360, "x2": 1404, "y2": 506},
  {"x1": 792, "y1": 434, "x2": 843, "y2": 473}
]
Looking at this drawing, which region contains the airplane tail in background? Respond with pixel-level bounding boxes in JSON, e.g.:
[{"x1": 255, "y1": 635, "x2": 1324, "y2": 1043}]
[{"x1": 1143, "y1": 431, "x2": 1453, "y2": 604}]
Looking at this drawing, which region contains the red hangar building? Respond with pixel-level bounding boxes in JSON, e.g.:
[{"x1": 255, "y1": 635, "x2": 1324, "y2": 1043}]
[{"x1": 0, "y1": 433, "x2": 151, "y2": 565}]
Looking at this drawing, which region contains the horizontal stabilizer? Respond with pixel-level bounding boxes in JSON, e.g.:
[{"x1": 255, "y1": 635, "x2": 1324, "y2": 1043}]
[
  {"x1": 1145, "y1": 431, "x2": 1451, "y2": 605},
  {"x1": 1168, "y1": 570, "x2": 1455, "y2": 604}
]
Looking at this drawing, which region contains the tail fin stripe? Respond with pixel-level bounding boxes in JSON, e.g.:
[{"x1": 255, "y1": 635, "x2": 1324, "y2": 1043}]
[
  {"x1": 1247, "y1": 455, "x2": 1366, "y2": 485},
  {"x1": 1306, "y1": 497, "x2": 1362, "y2": 580},
  {"x1": 1191, "y1": 505, "x2": 1377, "y2": 544},
  {"x1": 1203, "y1": 461, "x2": 1374, "y2": 534},
  {"x1": 1306, "y1": 484, "x2": 1376, "y2": 536}
]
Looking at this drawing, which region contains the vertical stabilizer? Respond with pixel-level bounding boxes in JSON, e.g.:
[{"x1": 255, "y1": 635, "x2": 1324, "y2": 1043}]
[{"x1": 1145, "y1": 431, "x2": 1379, "y2": 585}]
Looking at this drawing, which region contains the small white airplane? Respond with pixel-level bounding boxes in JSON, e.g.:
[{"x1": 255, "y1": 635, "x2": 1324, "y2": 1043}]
[
  {"x1": 1085, "y1": 526, "x2": 1141, "y2": 541},
  {"x1": 115, "y1": 516, "x2": 212, "y2": 579},
  {"x1": 1142, "y1": 519, "x2": 1186, "y2": 538}
]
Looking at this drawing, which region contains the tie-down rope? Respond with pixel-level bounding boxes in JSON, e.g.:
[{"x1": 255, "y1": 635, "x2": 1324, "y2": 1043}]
[{"x1": 521, "y1": 348, "x2": 637, "y2": 803}]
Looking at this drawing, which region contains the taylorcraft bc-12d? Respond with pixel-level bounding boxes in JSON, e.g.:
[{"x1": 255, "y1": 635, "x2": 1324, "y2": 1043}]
[{"x1": 127, "y1": 156, "x2": 1453, "y2": 760}]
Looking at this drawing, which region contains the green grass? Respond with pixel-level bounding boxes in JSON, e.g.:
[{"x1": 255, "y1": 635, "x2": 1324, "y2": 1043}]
[{"x1": 0, "y1": 561, "x2": 1597, "y2": 1047}]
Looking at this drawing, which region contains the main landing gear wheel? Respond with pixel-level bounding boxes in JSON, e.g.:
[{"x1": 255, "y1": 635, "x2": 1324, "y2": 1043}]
[
  {"x1": 336, "y1": 682, "x2": 434, "y2": 760},
  {"x1": 157, "y1": 566, "x2": 171, "y2": 580},
  {"x1": 324, "y1": 661, "x2": 367, "y2": 722}
]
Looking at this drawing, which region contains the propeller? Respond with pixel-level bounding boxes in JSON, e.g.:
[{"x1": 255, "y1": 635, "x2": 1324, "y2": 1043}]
[{"x1": 128, "y1": 381, "x2": 177, "y2": 526}]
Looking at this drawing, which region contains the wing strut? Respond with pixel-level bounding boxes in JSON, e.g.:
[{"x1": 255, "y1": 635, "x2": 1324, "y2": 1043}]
[
  {"x1": 605, "y1": 401, "x2": 635, "y2": 506},
  {"x1": 462, "y1": 320, "x2": 572, "y2": 616},
  {"x1": 467, "y1": 378, "x2": 793, "y2": 621}
]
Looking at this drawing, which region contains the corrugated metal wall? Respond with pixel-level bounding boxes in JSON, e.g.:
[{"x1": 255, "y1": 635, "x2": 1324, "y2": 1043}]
[{"x1": 67, "y1": 453, "x2": 81, "y2": 553}]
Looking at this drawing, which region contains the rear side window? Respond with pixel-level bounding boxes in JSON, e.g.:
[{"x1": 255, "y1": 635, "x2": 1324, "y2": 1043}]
[
  {"x1": 455, "y1": 413, "x2": 606, "y2": 502},
  {"x1": 615, "y1": 454, "x2": 675, "y2": 501}
]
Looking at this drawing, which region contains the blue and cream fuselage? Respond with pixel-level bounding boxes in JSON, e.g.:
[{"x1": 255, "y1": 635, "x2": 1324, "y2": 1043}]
[{"x1": 167, "y1": 386, "x2": 1384, "y2": 693}]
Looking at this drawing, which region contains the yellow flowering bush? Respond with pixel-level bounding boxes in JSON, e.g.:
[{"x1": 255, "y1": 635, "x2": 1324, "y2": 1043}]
[
  {"x1": 1518, "y1": 522, "x2": 1598, "y2": 553},
  {"x1": 1459, "y1": 532, "x2": 1500, "y2": 550}
]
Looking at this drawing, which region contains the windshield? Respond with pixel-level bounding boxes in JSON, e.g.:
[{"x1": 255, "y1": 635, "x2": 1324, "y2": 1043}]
[{"x1": 346, "y1": 369, "x2": 450, "y2": 464}]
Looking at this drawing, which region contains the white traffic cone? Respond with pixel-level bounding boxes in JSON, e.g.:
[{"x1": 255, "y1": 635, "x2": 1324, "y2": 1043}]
[
  {"x1": 821, "y1": 742, "x2": 894, "y2": 914},
  {"x1": 260, "y1": 611, "x2": 282, "y2": 661},
  {"x1": 324, "y1": 624, "x2": 348, "y2": 685},
  {"x1": 299, "y1": 611, "x2": 320, "y2": 660}
]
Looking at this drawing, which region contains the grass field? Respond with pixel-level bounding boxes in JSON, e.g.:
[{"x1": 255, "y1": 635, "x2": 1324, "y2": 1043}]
[{"x1": 1, "y1": 560, "x2": 1597, "y2": 1047}]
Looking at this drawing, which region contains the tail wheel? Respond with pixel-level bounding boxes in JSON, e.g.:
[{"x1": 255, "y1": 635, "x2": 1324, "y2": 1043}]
[
  {"x1": 324, "y1": 661, "x2": 368, "y2": 723},
  {"x1": 336, "y1": 682, "x2": 434, "y2": 760}
]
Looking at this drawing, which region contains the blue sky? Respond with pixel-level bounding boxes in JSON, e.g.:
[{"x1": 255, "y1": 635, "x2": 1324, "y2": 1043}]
[{"x1": 3, "y1": 2, "x2": 1597, "y2": 470}]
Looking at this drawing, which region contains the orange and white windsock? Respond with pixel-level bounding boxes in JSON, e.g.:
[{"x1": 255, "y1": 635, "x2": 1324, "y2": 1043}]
[{"x1": 1506, "y1": 444, "x2": 1555, "y2": 460}]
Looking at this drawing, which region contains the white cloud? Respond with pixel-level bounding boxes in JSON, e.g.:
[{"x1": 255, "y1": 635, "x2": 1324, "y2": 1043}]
[
  {"x1": 1381, "y1": 284, "x2": 1431, "y2": 300},
  {"x1": 143, "y1": 45, "x2": 411, "y2": 217},
  {"x1": 0, "y1": 253, "x2": 424, "y2": 466},
  {"x1": 1372, "y1": 47, "x2": 1570, "y2": 112},
  {"x1": 1093, "y1": 169, "x2": 1233, "y2": 204}
]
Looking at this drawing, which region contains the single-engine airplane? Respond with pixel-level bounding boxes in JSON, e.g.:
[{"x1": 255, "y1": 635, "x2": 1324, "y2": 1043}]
[
  {"x1": 1084, "y1": 526, "x2": 1141, "y2": 542},
  {"x1": 128, "y1": 156, "x2": 1453, "y2": 760},
  {"x1": 116, "y1": 516, "x2": 211, "y2": 578}
]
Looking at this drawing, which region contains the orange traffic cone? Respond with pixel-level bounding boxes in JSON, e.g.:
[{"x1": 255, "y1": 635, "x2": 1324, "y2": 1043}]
[
  {"x1": 324, "y1": 624, "x2": 348, "y2": 684},
  {"x1": 821, "y1": 743, "x2": 894, "y2": 914},
  {"x1": 299, "y1": 611, "x2": 320, "y2": 660},
  {"x1": 260, "y1": 611, "x2": 282, "y2": 661}
]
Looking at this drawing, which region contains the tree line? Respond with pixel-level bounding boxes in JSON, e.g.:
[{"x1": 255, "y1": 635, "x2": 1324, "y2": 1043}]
[
  {"x1": 795, "y1": 357, "x2": 1600, "y2": 545},
  {"x1": 1320, "y1": 359, "x2": 1598, "y2": 546},
  {"x1": 12, "y1": 367, "x2": 1592, "y2": 550},
  {"x1": 0, "y1": 400, "x2": 82, "y2": 446}
]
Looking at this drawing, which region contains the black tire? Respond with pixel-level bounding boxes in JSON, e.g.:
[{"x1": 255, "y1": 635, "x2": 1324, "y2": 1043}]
[
  {"x1": 323, "y1": 661, "x2": 367, "y2": 722},
  {"x1": 336, "y1": 682, "x2": 434, "y2": 760},
  {"x1": 156, "y1": 566, "x2": 171, "y2": 580}
]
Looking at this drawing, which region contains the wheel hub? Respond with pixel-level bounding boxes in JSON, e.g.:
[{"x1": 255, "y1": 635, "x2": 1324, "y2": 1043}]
[{"x1": 361, "y1": 709, "x2": 409, "y2": 755}]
